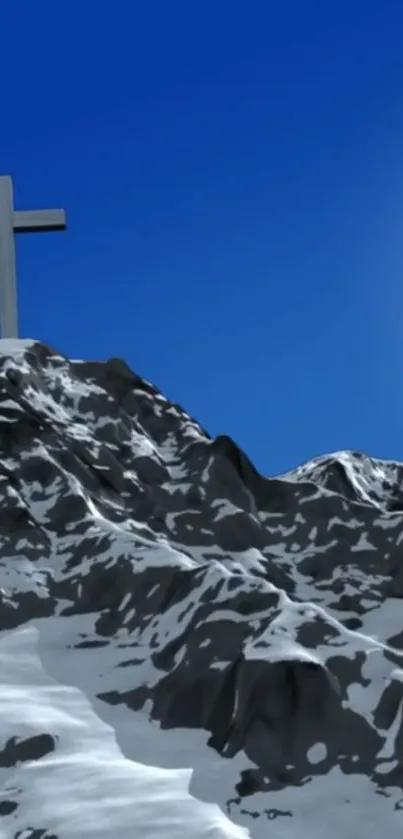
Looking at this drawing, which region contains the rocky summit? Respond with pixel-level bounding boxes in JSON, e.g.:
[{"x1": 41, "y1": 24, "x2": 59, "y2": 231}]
[{"x1": 1, "y1": 339, "x2": 403, "y2": 839}]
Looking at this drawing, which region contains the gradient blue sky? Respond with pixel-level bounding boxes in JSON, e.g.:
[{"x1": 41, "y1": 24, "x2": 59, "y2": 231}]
[{"x1": 1, "y1": 2, "x2": 403, "y2": 474}]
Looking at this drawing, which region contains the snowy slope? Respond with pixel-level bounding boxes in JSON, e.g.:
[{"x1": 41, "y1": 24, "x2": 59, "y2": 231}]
[{"x1": 1, "y1": 339, "x2": 403, "y2": 839}]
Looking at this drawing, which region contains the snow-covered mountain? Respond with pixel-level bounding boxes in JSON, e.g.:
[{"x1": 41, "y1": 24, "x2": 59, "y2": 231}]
[{"x1": 1, "y1": 338, "x2": 403, "y2": 839}]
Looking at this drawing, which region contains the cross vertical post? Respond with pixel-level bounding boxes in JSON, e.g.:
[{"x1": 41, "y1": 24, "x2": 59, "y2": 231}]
[
  {"x1": 0, "y1": 177, "x2": 18, "y2": 339},
  {"x1": 0, "y1": 176, "x2": 67, "y2": 340}
]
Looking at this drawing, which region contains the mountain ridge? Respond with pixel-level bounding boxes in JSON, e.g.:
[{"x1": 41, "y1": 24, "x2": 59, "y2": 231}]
[{"x1": 1, "y1": 338, "x2": 403, "y2": 838}]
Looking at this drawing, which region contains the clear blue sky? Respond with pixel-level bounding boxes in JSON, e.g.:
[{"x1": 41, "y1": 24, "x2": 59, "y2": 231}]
[{"x1": 1, "y1": 2, "x2": 403, "y2": 475}]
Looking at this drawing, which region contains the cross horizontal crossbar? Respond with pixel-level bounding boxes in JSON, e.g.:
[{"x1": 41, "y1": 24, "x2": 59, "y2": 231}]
[{"x1": 13, "y1": 209, "x2": 67, "y2": 233}]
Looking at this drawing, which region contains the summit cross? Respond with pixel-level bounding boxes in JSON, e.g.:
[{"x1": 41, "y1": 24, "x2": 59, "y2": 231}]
[{"x1": 0, "y1": 175, "x2": 67, "y2": 339}]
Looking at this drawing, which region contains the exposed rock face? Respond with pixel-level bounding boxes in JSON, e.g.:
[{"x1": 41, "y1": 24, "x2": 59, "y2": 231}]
[{"x1": 1, "y1": 339, "x2": 403, "y2": 838}]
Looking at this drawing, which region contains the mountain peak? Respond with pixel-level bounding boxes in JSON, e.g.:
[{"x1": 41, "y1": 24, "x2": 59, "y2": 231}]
[{"x1": 1, "y1": 340, "x2": 403, "y2": 838}]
